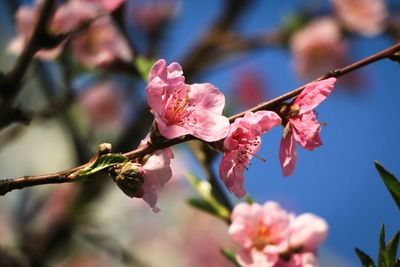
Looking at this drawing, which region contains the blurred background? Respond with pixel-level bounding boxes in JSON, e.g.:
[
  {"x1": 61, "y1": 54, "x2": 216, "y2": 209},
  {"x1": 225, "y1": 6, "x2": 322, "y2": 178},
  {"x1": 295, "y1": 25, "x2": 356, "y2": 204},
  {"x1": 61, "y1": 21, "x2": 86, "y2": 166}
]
[{"x1": 0, "y1": 0, "x2": 399, "y2": 266}]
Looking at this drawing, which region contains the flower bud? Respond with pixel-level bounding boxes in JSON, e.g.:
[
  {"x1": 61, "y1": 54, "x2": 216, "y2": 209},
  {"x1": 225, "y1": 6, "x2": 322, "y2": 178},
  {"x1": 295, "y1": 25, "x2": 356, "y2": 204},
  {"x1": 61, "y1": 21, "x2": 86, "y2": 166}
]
[{"x1": 112, "y1": 162, "x2": 143, "y2": 198}]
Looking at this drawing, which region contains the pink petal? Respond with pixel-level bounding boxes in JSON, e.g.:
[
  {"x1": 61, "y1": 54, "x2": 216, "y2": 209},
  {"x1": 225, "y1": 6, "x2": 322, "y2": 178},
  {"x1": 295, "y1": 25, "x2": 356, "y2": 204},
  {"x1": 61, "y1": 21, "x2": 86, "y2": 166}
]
[
  {"x1": 239, "y1": 111, "x2": 282, "y2": 136},
  {"x1": 189, "y1": 83, "x2": 226, "y2": 115},
  {"x1": 148, "y1": 59, "x2": 184, "y2": 85},
  {"x1": 289, "y1": 213, "x2": 328, "y2": 252},
  {"x1": 151, "y1": 110, "x2": 192, "y2": 139},
  {"x1": 219, "y1": 150, "x2": 248, "y2": 198},
  {"x1": 290, "y1": 112, "x2": 322, "y2": 150},
  {"x1": 279, "y1": 130, "x2": 297, "y2": 177},
  {"x1": 294, "y1": 78, "x2": 336, "y2": 114}
]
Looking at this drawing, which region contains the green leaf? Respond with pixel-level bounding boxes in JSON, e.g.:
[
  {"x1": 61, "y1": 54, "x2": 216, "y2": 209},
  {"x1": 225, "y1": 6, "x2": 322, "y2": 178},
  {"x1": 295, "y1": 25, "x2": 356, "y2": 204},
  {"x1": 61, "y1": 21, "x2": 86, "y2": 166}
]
[
  {"x1": 78, "y1": 153, "x2": 128, "y2": 179},
  {"x1": 374, "y1": 161, "x2": 400, "y2": 209},
  {"x1": 185, "y1": 173, "x2": 230, "y2": 221},
  {"x1": 387, "y1": 231, "x2": 400, "y2": 266},
  {"x1": 187, "y1": 197, "x2": 221, "y2": 218},
  {"x1": 378, "y1": 224, "x2": 388, "y2": 267},
  {"x1": 134, "y1": 56, "x2": 155, "y2": 82},
  {"x1": 220, "y1": 248, "x2": 241, "y2": 267},
  {"x1": 355, "y1": 248, "x2": 376, "y2": 267}
]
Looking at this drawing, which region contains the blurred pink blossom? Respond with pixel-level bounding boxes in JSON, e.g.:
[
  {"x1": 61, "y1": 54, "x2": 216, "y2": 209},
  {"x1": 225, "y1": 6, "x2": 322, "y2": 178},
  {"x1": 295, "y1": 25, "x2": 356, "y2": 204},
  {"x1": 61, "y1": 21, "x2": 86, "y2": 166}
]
[
  {"x1": 219, "y1": 111, "x2": 281, "y2": 197},
  {"x1": 78, "y1": 80, "x2": 125, "y2": 128},
  {"x1": 233, "y1": 70, "x2": 266, "y2": 108},
  {"x1": 70, "y1": 15, "x2": 133, "y2": 68},
  {"x1": 332, "y1": 0, "x2": 387, "y2": 36},
  {"x1": 130, "y1": 0, "x2": 180, "y2": 32},
  {"x1": 280, "y1": 78, "x2": 336, "y2": 176},
  {"x1": 8, "y1": 0, "x2": 131, "y2": 66},
  {"x1": 146, "y1": 59, "x2": 230, "y2": 142},
  {"x1": 76, "y1": 0, "x2": 126, "y2": 12},
  {"x1": 290, "y1": 17, "x2": 346, "y2": 80},
  {"x1": 133, "y1": 137, "x2": 174, "y2": 213},
  {"x1": 229, "y1": 201, "x2": 328, "y2": 267}
]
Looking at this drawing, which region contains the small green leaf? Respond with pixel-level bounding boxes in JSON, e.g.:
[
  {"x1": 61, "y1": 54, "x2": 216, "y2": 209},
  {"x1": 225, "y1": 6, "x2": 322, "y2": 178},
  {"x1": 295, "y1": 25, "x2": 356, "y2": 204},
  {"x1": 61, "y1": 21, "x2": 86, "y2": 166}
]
[
  {"x1": 187, "y1": 197, "x2": 220, "y2": 217},
  {"x1": 387, "y1": 231, "x2": 400, "y2": 266},
  {"x1": 355, "y1": 248, "x2": 376, "y2": 267},
  {"x1": 220, "y1": 248, "x2": 241, "y2": 267},
  {"x1": 378, "y1": 224, "x2": 387, "y2": 267},
  {"x1": 185, "y1": 173, "x2": 230, "y2": 221},
  {"x1": 374, "y1": 161, "x2": 400, "y2": 209},
  {"x1": 78, "y1": 153, "x2": 128, "y2": 179},
  {"x1": 134, "y1": 56, "x2": 155, "y2": 82},
  {"x1": 244, "y1": 195, "x2": 254, "y2": 204}
]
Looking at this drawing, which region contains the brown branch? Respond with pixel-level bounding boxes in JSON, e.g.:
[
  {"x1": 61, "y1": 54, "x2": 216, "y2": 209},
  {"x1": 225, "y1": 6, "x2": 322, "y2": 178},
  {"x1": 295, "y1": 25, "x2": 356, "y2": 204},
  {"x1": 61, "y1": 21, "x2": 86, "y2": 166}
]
[
  {"x1": 1, "y1": 41, "x2": 400, "y2": 196},
  {"x1": 0, "y1": 0, "x2": 58, "y2": 129}
]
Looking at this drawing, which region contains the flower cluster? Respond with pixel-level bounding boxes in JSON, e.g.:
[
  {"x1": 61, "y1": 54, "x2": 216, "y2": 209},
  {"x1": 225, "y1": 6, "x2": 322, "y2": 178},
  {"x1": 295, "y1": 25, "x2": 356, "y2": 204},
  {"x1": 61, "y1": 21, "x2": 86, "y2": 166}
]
[
  {"x1": 141, "y1": 60, "x2": 336, "y2": 210},
  {"x1": 229, "y1": 202, "x2": 328, "y2": 267},
  {"x1": 8, "y1": 0, "x2": 132, "y2": 67}
]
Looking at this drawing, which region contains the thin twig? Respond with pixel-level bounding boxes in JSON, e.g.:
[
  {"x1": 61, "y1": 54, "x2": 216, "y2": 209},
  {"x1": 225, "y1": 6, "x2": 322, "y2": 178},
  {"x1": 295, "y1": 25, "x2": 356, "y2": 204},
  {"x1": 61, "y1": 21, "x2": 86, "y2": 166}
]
[{"x1": 1, "y1": 41, "x2": 400, "y2": 196}]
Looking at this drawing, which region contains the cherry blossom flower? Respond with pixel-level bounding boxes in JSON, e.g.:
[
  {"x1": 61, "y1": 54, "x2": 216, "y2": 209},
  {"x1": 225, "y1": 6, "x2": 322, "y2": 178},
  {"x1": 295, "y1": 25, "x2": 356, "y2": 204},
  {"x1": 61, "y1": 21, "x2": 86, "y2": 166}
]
[
  {"x1": 78, "y1": 80, "x2": 125, "y2": 129},
  {"x1": 290, "y1": 17, "x2": 346, "y2": 80},
  {"x1": 229, "y1": 202, "x2": 291, "y2": 266},
  {"x1": 139, "y1": 145, "x2": 174, "y2": 213},
  {"x1": 219, "y1": 111, "x2": 281, "y2": 197},
  {"x1": 332, "y1": 0, "x2": 387, "y2": 36},
  {"x1": 280, "y1": 78, "x2": 336, "y2": 176},
  {"x1": 146, "y1": 59, "x2": 230, "y2": 142},
  {"x1": 70, "y1": 15, "x2": 132, "y2": 68},
  {"x1": 77, "y1": 0, "x2": 126, "y2": 12},
  {"x1": 229, "y1": 201, "x2": 328, "y2": 267}
]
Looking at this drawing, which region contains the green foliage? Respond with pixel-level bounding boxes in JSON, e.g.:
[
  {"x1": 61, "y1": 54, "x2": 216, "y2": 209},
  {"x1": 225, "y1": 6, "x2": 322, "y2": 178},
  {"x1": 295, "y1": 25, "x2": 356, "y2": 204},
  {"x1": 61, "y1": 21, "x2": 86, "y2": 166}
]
[
  {"x1": 374, "y1": 161, "x2": 400, "y2": 209},
  {"x1": 355, "y1": 248, "x2": 376, "y2": 267},
  {"x1": 220, "y1": 248, "x2": 241, "y2": 267},
  {"x1": 135, "y1": 56, "x2": 156, "y2": 82},
  {"x1": 78, "y1": 153, "x2": 128, "y2": 179},
  {"x1": 185, "y1": 173, "x2": 230, "y2": 221}
]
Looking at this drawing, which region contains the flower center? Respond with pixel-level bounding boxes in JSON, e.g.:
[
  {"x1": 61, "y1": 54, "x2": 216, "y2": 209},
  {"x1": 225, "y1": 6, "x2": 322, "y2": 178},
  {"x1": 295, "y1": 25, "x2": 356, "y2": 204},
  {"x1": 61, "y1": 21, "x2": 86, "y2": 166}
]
[
  {"x1": 252, "y1": 225, "x2": 272, "y2": 251},
  {"x1": 235, "y1": 135, "x2": 264, "y2": 170},
  {"x1": 163, "y1": 87, "x2": 196, "y2": 126}
]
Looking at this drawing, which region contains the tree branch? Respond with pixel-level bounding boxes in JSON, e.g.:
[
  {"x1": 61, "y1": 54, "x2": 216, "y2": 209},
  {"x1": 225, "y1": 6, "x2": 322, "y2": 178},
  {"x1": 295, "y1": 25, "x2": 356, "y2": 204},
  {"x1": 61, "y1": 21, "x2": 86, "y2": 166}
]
[{"x1": 1, "y1": 41, "x2": 400, "y2": 196}]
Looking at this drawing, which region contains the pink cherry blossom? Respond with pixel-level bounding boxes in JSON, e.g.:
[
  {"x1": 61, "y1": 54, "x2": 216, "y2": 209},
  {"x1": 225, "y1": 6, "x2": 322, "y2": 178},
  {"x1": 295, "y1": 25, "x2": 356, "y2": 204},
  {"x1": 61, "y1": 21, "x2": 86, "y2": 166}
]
[
  {"x1": 146, "y1": 59, "x2": 230, "y2": 142},
  {"x1": 219, "y1": 111, "x2": 281, "y2": 197},
  {"x1": 280, "y1": 78, "x2": 336, "y2": 176},
  {"x1": 332, "y1": 0, "x2": 387, "y2": 36},
  {"x1": 75, "y1": 0, "x2": 126, "y2": 12},
  {"x1": 133, "y1": 137, "x2": 174, "y2": 213},
  {"x1": 290, "y1": 17, "x2": 346, "y2": 80},
  {"x1": 288, "y1": 213, "x2": 328, "y2": 253},
  {"x1": 70, "y1": 15, "x2": 132, "y2": 68},
  {"x1": 229, "y1": 201, "x2": 328, "y2": 267},
  {"x1": 78, "y1": 80, "x2": 125, "y2": 129},
  {"x1": 229, "y1": 202, "x2": 291, "y2": 266}
]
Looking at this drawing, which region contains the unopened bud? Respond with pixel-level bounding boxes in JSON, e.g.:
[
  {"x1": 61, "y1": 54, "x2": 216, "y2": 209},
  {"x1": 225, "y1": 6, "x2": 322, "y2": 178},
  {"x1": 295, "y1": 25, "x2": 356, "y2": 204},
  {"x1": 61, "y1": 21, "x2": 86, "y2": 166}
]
[
  {"x1": 112, "y1": 162, "x2": 143, "y2": 198},
  {"x1": 98, "y1": 143, "x2": 112, "y2": 154}
]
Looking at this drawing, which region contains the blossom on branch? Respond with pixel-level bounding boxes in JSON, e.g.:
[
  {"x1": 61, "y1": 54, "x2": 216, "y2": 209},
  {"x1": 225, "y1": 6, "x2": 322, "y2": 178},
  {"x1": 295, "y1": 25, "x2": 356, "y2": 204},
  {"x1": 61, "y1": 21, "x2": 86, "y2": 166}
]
[
  {"x1": 219, "y1": 111, "x2": 281, "y2": 198},
  {"x1": 331, "y1": 0, "x2": 387, "y2": 36},
  {"x1": 279, "y1": 78, "x2": 336, "y2": 176},
  {"x1": 290, "y1": 17, "x2": 346, "y2": 80},
  {"x1": 229, "y1": 201, "x2": 328, "y2": 267},
  {"x1": 146, "y1": 59, "x2": 230, "y2": 141}
]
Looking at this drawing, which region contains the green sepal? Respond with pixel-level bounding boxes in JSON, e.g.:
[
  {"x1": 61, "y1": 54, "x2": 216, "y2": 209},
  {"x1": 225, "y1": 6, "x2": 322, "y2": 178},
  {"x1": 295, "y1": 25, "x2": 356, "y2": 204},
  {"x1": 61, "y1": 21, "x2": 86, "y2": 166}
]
[
  {"x1": 220, "y1": 248, "x2": 241, "y2": 267},
  {"x1": 355, "y1": 248, "x2": 376, "y2": 267},
  {"x1": 374, "y1": 161, "x2": 400, "y2": 209},
  {"x1": 185, "y1": 173, "x2": 230, "y2": 221},
  {"x1": 78, "y1": 153, "x2": 128, "y2": 179},
  {"x1": 134, "y1": 56, "x2": 156, "y2": 82}
]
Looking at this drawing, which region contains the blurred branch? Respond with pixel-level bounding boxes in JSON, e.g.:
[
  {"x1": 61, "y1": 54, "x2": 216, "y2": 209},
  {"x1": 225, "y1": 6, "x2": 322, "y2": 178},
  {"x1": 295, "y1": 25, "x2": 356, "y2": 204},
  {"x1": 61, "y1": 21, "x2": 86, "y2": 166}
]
[
  {"x1": 0, "y1": 0, "x2": 58, "y2": 129},
  {"x1": 1, "y1": 41, "x2": 400, "y2": 195}
]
